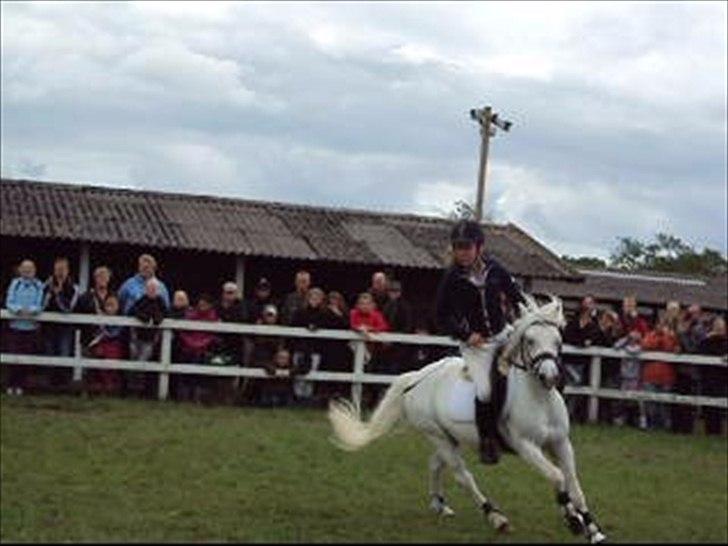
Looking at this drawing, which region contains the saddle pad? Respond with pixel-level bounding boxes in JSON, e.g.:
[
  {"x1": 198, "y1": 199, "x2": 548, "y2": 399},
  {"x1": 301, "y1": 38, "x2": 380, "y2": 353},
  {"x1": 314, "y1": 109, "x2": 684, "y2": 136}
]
[{"x1": 446, "y1": 378, "x2": 476, "y2": 423}]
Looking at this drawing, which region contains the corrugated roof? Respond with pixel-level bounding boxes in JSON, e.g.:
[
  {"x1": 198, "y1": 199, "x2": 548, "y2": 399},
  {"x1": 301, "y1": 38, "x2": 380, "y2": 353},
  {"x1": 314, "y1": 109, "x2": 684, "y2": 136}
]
[
  {"x1": 532, "y1": 268, "x2": 728, "y2": 311},
  {"x1": 0, "y1": 178, "x2": 580, "y2": 279}
]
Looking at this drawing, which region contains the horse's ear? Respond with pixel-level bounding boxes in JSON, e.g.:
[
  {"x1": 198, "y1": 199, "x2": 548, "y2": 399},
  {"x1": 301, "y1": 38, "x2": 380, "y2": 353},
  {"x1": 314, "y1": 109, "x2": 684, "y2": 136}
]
[
  {"x1": 548, "y1": 294, "x2": 566, "y2": 328},
  {"x1": 518, "y1": 302, "x2": 531, "y2": 317}
]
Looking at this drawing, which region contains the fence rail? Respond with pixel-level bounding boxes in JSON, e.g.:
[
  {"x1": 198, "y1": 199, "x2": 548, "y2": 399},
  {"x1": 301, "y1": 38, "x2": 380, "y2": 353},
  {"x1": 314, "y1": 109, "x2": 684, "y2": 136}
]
[{"x1": 1, "y1": 310, "x2": 726, "y2": 420}]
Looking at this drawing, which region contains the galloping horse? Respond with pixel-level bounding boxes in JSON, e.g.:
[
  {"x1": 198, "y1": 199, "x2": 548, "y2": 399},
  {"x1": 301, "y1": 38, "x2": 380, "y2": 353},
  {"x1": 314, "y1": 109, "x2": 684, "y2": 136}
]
[{"x1": 328, "y1": 295, "x2": 607, "y2": 544}]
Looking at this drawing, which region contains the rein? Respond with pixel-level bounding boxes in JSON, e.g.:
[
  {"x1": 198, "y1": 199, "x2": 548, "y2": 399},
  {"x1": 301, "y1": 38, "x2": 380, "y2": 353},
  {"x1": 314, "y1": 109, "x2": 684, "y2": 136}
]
[{"x1": 510, "y1": 320, "x2": 562, "y2": 376}]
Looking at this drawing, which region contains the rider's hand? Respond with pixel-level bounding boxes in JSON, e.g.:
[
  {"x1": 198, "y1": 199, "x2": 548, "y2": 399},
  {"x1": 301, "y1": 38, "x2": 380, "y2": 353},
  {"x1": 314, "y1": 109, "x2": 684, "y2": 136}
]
[{"x1": 466, "y1": 332, "x2": 485, "y2": 347}]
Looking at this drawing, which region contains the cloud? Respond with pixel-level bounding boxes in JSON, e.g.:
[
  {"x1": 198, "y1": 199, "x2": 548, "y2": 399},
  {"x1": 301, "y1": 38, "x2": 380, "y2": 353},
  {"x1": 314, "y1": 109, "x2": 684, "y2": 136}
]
[{"x1": 1, "y1": 1, "x2": 725, "y2": 260}]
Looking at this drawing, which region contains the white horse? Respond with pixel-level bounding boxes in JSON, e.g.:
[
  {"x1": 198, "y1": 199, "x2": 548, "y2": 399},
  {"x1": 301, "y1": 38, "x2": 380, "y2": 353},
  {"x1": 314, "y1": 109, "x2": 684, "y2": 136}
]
[{"x1": 328, "y1": 295, "x2": 607, "y2": 544}]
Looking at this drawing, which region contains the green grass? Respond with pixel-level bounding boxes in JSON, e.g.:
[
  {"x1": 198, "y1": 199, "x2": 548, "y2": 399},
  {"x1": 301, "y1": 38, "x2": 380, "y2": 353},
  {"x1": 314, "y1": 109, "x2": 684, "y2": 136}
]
[{"x1": 1, "y1": 394, "x2": 726, "y2": 543}]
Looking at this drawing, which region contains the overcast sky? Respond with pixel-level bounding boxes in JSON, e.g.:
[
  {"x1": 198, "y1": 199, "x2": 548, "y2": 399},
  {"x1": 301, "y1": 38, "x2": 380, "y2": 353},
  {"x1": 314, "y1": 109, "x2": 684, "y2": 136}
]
[{"x1": 1, "y1": 1, "x2": 726, "y2": 259}]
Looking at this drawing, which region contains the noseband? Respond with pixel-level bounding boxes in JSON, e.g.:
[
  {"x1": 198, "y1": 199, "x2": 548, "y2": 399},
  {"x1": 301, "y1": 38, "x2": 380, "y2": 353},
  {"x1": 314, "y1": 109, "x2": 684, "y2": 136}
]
[{"x1": 511, "y1": 320, "x2": 562, "y2": 377}]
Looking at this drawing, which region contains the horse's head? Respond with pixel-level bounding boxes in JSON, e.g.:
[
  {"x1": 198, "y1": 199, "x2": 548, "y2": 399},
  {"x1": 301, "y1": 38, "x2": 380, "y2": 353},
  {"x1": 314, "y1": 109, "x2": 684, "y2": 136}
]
[{"x1": 498, "y1": 294, "x2": 565, "y2": 390}]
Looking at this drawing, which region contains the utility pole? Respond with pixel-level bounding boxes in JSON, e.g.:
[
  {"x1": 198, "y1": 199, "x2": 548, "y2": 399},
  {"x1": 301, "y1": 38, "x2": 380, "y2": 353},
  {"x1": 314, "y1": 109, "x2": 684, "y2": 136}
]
[{"x1": 469, "y1": 106, "x2": 512, "y2": 222}]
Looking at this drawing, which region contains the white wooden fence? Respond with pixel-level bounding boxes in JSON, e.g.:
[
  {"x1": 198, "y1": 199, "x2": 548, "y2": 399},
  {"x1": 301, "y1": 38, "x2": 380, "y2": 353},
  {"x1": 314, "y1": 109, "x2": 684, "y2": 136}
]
[{"x1": 1, "y1": 310, "x2": 726, "y2": 423}]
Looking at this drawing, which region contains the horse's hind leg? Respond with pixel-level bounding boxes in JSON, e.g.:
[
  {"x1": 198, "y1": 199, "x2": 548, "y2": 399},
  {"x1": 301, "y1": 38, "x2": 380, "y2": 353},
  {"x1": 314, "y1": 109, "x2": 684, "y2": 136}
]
[
  {"x1": 551, "y1": 438, "x2": 607, "y2": 544},
  {"x1": 428, "y1": 436, "x2": 510, "y2": 533},
  {"x1": 428, "y1": 450, "x2": 455, "y2": 517}
]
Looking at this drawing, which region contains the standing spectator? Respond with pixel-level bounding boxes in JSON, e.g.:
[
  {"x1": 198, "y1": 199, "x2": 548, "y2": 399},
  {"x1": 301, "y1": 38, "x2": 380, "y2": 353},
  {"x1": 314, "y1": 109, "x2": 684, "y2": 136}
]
[
  {"x1": 290, "y1": 287, "x2": 329, "y2": 404},
  {"x1": 247, "y1": 277, "x2": 276, "y2": 324},
  {"x1": 595, "y1": 309, "x2": 623, "y2": 422},
  {"x1": 596, "y1": 309, "x2": 622, "y2": 347},
  {"x1": 677, "y1": 304, "x2": 708, "y2": 353},
  {"x1": 118, "y1": 253, "x2": 170, "y2": 315},
  {"x1": 697, "y1": 316, "x2": 728, "y2": 435},
  {"x1": 84, "y1": 295, "x2": 124, "y2": 396},
  {"x1": 320, "y1": 291, "x2": 352, "y2": 400},
  {"x1": 563, "y1": 296, "x2": 601, "y2": 422},
  {"x1": 612, "y1": 330, "x2": 647, "y2": 429},
  {"x1": 177, "y1": 293, "x2": 221, "y2": 403},
  {"x1": 673, "y1": 303, "x2": 707, "y2": 434},
  {"x1": 3, "y1": 259, "x2": 44, "y2": 396},
  {"x1": 663, "y1": 300, "x2": 682, "y2": 333},
  {"x1": 168, "y1": 289, "x2": 190, "y2": 398},
  {"x1": 368, "y1": 271, "x2": 390, "y2": 312},
  {"x1": 216, "y1": 282, "x2": 248, "y2": 363},
  {"x1": 281, "y1": 270, "x2": 311, "y2": 325},
  {"x1": 76, "y1": 266, "x2": 114, "y2": 346},
  {"x1": 381, "y1": 279, "x2": 414, "y2": 374},
  {"x1": 619, "y1": 295, "x2": 650, "y2": 337},
  {"x1": 42, "y1": 256, "x2": 80, "y2": 390},
  {"x1": 127, "y1": 277, "x2": 166, "y2": 397},
  {"x1": 641, "y1": 319, "x2": 680, "y2": 431}
]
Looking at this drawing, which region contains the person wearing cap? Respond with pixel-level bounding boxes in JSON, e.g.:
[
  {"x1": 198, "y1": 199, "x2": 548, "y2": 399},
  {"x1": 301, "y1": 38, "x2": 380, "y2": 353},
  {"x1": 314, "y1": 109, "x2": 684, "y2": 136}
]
[
  {"x1": 435, "y1": 219, "x2": 525, "y2": 464},
  {"x1": 247, "y1": 277, "x2": 277, "y2": 324}
]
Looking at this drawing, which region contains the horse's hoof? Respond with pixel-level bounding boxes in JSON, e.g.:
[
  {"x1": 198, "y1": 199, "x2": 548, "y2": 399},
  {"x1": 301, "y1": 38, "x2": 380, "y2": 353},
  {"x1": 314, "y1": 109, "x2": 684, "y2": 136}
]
[
  {"x1": 566, "y1": 514, "x2": 584, "y2": 535},
  {"x1": 589, "y1": 531, "x2": 607, "y2": 544},
  {"x1": 440, "y1": 506, "x2": 455, "y2": 517},
  {"x1": 496, "y1": 520, "x2": 512, "y2": 534}
]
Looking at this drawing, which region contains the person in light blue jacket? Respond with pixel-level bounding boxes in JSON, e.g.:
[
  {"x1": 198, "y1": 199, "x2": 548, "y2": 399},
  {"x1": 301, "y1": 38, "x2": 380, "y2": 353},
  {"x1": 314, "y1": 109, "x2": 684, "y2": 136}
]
[
  {"x1": 118, "y1": 253, "x2": 170, "y2": 316},
  {"x1": 4, "y1": 259, "x2": 44, "y2": 395}
]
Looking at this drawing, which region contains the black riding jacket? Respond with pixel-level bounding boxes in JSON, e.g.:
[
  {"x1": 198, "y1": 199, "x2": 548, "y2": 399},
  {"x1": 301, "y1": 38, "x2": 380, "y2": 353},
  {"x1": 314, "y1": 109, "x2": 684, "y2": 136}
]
[{"x1": 435, "y1": 255, "x2": 525, "y2": 342}]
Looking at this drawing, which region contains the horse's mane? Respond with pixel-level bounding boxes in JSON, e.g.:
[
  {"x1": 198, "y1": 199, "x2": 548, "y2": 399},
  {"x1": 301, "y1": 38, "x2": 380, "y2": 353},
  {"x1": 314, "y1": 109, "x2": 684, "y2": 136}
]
[{"x1": 497, "y1": 294, "x2": 566, "y2": 373}]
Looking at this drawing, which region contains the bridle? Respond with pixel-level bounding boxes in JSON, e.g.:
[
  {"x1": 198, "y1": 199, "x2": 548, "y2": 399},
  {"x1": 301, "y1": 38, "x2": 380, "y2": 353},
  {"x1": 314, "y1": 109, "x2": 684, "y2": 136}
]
[{"x1": 510, "y1": 320, "x2": 563, "y2": 380}]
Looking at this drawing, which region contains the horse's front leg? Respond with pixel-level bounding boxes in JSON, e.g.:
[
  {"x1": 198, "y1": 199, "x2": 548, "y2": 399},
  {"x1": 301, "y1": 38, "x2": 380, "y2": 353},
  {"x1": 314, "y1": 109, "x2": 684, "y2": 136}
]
[
  {"x1": 429, "y1": 437, "x2": 510, "y2": 534},
  {"x1": 551, "y1": 438, "x2": 607, "y2": 544},
  {"x1": 428, "y1": 450, "x2": 455, "y2": 517}
]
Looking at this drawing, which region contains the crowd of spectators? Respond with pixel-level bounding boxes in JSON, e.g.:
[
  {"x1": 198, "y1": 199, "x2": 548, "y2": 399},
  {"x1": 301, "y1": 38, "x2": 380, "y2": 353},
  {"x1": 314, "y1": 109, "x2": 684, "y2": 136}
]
[
  {"x1": 2, "y1": 253, "x2": 726, "y2": 435},
  {"x1": 1, "y1": 253, "x2": 439, "y2": 409},
  {"x1": 562, "y1": 294, "x2": 727, "y2": 435}
]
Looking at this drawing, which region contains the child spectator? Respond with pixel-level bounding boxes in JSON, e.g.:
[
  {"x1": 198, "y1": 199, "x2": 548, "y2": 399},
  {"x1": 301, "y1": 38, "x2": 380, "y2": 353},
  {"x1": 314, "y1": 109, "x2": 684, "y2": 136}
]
[
  {"x1": 170, "y1": 290, "x2": 190, "y2": 319},
  {"x1": 641, "y1": 319, "x2": 680, "y2": 430},
  {"x1": 42, "y1": 256, "x2": 80, "y2": 390},
  {"x1": 177, "y1": 293, "x2": 220, "y2": 403},
  {"x1": 85, "y1": 295, "x2": 124, "y2": 396},
  {"x1": 290, "y1": 287, "x2": 329, "y2": 404},
  {"x1": 3, "y1": 259, "x2": 44, "y2": 396},
  {"x1": 612, "y1": 330, "x2": 647, "y2": 429},
  {"x1": 251, "y1": 305, "x2": 291, "y2": 406}
]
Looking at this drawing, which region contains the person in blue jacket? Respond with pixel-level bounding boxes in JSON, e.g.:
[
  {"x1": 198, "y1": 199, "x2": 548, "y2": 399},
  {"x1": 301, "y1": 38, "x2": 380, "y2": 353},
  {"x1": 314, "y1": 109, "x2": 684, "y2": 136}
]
[{"x1": 4, "y1": 259, "x2": 45, "y2": 395}]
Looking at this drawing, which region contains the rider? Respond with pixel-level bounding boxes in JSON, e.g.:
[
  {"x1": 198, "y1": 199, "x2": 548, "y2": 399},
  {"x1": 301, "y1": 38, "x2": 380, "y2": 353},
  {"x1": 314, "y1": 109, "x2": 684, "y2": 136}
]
[{"x1": 435, "y1": 219, "x2": 525, "y2": 464}]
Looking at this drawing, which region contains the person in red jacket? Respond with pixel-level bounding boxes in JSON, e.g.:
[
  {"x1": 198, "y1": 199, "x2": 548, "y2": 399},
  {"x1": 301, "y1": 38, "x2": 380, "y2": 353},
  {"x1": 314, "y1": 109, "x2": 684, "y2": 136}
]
[
  {"x1": 350, "y1": 292, "x2": 389, "y2": 335},
  {"x1": 620, "y1": 295, "x2": 650, "y2": 337},
  {"x1": 641, "y1": 319, "x2": 680, "y2": 430}
]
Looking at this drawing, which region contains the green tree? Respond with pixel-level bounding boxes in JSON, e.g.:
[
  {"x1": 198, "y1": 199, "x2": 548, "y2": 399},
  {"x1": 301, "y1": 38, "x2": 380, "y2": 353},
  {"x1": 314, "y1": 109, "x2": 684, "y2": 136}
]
[
  {"x1": 561, "y1": 255, "x2": 608, "y2": 269},
  {"x1": 609, "y1": 232, "x2": 727, "y2": 275}
]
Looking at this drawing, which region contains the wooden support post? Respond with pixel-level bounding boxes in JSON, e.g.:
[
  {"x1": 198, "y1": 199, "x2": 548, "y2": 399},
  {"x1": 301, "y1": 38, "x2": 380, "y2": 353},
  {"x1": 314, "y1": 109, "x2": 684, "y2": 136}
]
[
  {"x1": 351, "y1": 340, "x2": 367, "y2": 412},
  {"x1": 235, "y1": 255, "x2": 246, "y2": 296},
  {"x1": 588, "y1": 354, "x2": 602, "y2": 423},
  {"x1": 73, "y1": 328, "x2": 83, "y2": 383},
  {"x1": 158, "y1": 328, "x2": 172, "y2": 401},
  {"x1": 79, "y1": 243, "x2": 90, "y2": 293}
]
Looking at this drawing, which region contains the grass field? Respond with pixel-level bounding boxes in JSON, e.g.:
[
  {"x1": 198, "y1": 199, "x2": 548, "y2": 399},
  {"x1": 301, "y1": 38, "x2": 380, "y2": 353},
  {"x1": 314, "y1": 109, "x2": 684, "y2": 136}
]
[{"x1": 1, "y1": 394, "x2": 726, "y2": 543}]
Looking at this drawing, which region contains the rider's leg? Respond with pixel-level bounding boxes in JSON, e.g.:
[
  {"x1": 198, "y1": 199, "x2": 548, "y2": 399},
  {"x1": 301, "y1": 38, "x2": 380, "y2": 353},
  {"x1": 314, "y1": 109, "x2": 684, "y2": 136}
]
[{"x1": 463, "y1": 344, "x2": 501, "y2": 464}]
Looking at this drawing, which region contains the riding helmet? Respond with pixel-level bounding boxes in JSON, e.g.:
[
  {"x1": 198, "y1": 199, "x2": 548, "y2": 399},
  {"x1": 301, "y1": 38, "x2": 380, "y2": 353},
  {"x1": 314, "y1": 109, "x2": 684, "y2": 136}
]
[{"x1": 450, "y1": 219, "x2": 485, "y2": 246}]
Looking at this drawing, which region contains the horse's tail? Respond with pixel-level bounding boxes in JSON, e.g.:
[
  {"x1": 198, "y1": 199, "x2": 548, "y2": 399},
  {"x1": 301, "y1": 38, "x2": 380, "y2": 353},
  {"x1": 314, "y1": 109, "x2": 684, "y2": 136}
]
[{"x1": 328, "y1": 372, "x2": 413, "y2": 451}]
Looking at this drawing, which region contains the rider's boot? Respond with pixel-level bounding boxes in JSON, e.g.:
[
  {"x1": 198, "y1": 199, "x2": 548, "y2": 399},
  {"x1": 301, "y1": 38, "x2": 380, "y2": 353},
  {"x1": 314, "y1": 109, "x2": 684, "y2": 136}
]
[{"x1": 475, "y1": 398, "x2": 501, "y2": 465}]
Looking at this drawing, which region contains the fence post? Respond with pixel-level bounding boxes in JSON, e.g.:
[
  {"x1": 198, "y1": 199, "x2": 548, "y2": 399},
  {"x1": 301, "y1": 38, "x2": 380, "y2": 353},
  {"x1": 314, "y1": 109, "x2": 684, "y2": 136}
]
[
  {"x1": 158, "y1": 328, "x2": 172, "y2": 401},
  {"x1": 73, "y1": 328, "x2": 83, "y2": 383},
  {"x1": 351, "y1": 340, "x2": 367, "y2": 411},
  {"x1": 588, "y1": 354, "x2": 602, "y2": 423}
]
